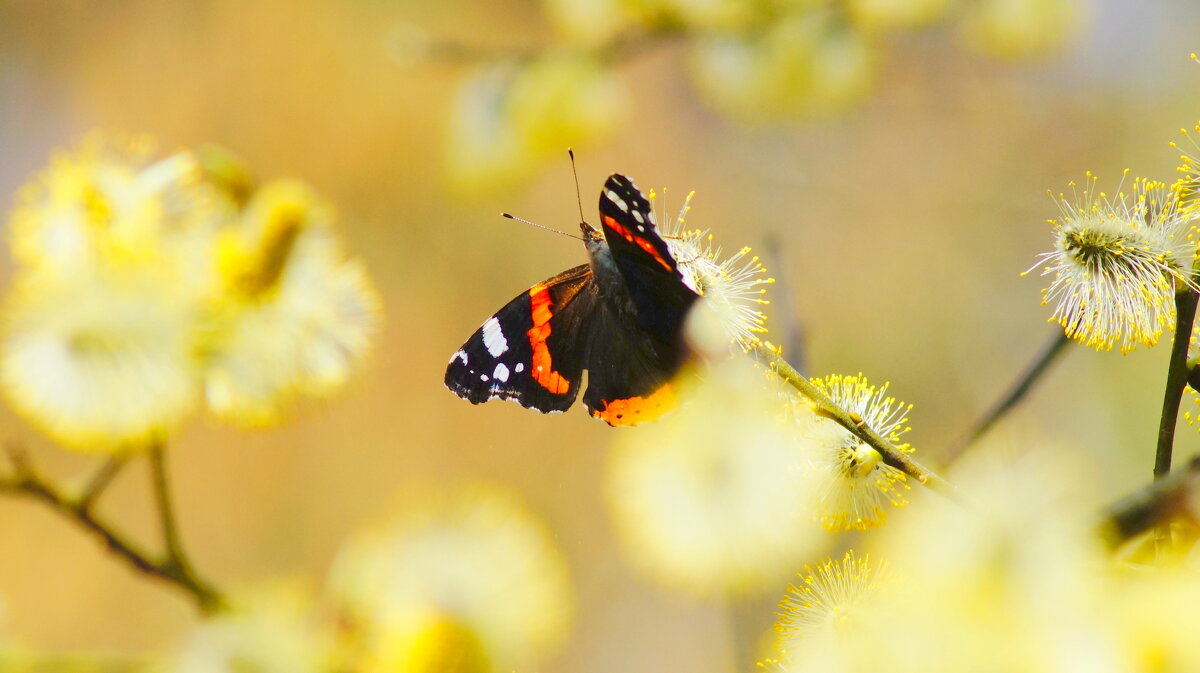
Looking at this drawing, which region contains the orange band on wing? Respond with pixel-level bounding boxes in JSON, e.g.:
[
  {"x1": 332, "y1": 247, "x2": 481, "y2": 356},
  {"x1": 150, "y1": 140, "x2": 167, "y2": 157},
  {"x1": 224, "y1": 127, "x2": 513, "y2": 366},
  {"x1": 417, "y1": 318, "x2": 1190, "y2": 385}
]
[
  {"x1": 527, "y1": 284, "x2": 570, "y2": 394},
  {"x1": 591, "y1": 384, "x2": 676, "y2": 426},
  {"x1": 602, "y1": 216, "x2": 673, "y2": 272}
]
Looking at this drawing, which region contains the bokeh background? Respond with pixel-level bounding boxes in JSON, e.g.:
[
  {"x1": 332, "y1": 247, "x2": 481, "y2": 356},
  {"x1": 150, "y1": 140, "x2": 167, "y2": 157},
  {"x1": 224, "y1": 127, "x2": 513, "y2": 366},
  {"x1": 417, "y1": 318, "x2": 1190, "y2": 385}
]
[{"x1": 1, "y1": 1, "x2": 1199, "y2": 671}]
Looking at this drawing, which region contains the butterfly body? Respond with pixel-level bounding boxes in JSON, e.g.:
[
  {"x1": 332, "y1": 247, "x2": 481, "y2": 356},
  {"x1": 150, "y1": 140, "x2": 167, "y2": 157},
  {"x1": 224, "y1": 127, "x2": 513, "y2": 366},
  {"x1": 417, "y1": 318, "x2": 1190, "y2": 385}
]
[{"x1": 445, "y1": 174, "x2": 698, "y2": 426}]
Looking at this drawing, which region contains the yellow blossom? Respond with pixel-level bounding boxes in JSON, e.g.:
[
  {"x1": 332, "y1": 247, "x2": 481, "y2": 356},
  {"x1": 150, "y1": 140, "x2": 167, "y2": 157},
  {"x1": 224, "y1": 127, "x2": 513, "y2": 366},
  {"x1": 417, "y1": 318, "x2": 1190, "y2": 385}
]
[
  {"x1": 607, "y1": 359, "x2": 825, "y2": 597},
  {"x1": 0, "y1": 268, "x2": 200, "y2": 453},
  {"x1": 689, "y1": 10, "x2": 877, "y2": 122},
  {"x1": 1026, "y1": 173, "x2": 1197, "y2": 353},
  {"x1": 202, "y1": 179, "x2": 381, "y2": 426},
  {"x1": 648, "y1": 188, "x2": 774, "y2": 351},
  {"x1": 173, "y1": 582, "x2": 332, "y2": 673},
  {"x1": 329, "y1": 486, "x2": 572, "y2": 673},
  {"x1": 789, "y1": 373, "x2": 913, "y2": 531},
  {"x1": 445, "y1": 55, "x2": 628, "y2": 194}
]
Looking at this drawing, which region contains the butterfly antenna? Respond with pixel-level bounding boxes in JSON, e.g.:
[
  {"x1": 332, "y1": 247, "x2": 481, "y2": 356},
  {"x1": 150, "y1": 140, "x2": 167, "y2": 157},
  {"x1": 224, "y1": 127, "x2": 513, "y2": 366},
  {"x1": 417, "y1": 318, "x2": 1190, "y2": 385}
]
[
  {"x1": 500, "y1": 212, "x2": 584, "y2": 241},
  {"x1": 568, "y1": 148, "x2": 586, "y2": 226}
]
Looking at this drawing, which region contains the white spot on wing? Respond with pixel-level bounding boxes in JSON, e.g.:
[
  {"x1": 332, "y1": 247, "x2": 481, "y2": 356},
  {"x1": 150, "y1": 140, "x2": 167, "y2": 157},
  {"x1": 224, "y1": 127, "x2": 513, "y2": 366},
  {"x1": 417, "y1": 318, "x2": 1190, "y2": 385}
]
[
  {"x1": 481, "y1": 317, "x2": 508, "y2": 357},
  {"x1": 493, "y1": 362, "x2": 510, "y2": 382},
  {"x1": 451, "y1": 350, "x2": 468, "y2": 366},
  {"x1": 480, "y1": 374, "x2": 489, "y2": 382},
  {"x1": 632, "y1": 210, "x2": 644, "y2": 223},
  {"x1": 606, "y1": 189, "x2": 628, "y2": 212},
  {"x1": 515, "y1": 363, "x2": 525, "y2": 373}
]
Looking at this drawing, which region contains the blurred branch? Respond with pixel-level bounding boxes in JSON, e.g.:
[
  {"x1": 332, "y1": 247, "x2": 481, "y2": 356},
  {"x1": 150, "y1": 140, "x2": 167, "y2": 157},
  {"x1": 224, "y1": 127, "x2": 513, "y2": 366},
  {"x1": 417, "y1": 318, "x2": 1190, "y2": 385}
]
[
  {"x1": 761, "y1": 233, "x2": 807, "y2": 374},
  {"x1": 1100, "y1": 455, "x2": 1200, "y2": 548},
  {"x1": 1154, "y1": 288, "x2": 1200, "y2": 480},
  {"x1": 756, "y1": 342, "x2": 955, "y2": 497},
  {"x1": 78, "y1": 455, "x2": 127, "y2": 511},
  {"x1": 148, "y1": 445, "x2": 187, "y2": 571},
  {"x1": 943, "y1": 330, "x2": 1072, "y2": 463},
  {"x1": 0, "y1": 446, "x2": 225, "y2": 614},
  {"x1": 419, "y1": 25, "x2": 683, "y2": 67}
]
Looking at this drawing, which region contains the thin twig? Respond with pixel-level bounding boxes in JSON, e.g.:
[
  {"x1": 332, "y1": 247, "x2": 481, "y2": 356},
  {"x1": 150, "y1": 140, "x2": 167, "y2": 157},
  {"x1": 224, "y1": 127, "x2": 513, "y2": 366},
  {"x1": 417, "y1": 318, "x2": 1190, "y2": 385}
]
[
  {"x1": 148, "y1": 445, "x2": 186, "y2": 565},
  {"x1": 421, "y1": 24, "x2": 683, "y2": 67},
  {"x1": 755, "y1": 342, "x2": 956, "y2": 497},
  {"x1": 0, "y1": 448, "x2": 225, "y2": 613},
  {"x1": 1155, "y1": 288, "x2": 1200, "y2": 480},
  {"x1": 943, "y1": 330, "x2": 1072, "y2": 462},
  {"x1": 78, "y1": 455, "x2": 128, "y2": 512}
]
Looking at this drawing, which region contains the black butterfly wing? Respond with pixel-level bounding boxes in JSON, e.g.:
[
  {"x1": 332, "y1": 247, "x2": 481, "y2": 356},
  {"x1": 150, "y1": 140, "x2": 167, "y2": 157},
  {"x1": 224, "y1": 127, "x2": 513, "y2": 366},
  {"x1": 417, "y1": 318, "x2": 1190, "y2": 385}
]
[
  {"x1": 445, "y1": 264, "x2": 596, "y2": 413},
  {"x1": 597, "y1": 174, "x2": 699, "y2": 342}
]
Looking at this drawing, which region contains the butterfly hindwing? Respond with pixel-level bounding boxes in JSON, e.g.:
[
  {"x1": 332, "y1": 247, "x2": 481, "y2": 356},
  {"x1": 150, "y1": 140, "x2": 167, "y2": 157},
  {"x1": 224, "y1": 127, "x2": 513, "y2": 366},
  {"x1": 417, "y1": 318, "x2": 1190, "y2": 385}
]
[
  {"x1": 445, "y1": 264, "x2": 595, "y2": 413},
  {"x1": 582, "y1": 301, "x2": 682, "y2": 426},
  {"x1": 597, "y1": 174, "x2": 698, "y2": 342}
]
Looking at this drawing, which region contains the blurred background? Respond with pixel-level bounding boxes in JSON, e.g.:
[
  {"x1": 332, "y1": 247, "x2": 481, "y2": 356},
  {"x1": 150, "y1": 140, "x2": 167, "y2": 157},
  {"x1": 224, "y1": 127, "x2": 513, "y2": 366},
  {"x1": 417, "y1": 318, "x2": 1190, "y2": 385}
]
[{"x1": 1, "y1": 0, "x2": 1199, "y2": 671}]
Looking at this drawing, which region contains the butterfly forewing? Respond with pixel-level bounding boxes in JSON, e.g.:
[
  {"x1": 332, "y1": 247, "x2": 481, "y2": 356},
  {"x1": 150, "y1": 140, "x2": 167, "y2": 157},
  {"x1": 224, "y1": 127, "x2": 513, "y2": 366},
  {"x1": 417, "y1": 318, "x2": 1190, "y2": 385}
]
[{"x1": 597, "y1": 174, "x2": 698, "y2": 341}]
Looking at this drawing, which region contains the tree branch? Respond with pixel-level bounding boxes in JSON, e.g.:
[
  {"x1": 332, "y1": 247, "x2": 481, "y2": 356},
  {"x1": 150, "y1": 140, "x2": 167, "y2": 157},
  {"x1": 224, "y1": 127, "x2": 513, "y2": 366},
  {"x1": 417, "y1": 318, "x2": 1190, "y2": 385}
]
[
  {"x1": 1154, "y1": 288, "x2": 1200, "y2": 480},
  {"x1": 0, "y1": 447, "x2": 225, "y2": 614},
  {"x1": 755, "y1": 342, "x2": 955, "y2": 497}
]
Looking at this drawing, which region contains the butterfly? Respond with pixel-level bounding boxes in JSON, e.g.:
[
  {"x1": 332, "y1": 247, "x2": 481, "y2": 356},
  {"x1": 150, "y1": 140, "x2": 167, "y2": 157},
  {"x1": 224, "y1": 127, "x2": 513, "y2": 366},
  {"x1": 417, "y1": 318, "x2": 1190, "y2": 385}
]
[{"x1": 444, "y1": 174, "x2": 699, "y2": 426}]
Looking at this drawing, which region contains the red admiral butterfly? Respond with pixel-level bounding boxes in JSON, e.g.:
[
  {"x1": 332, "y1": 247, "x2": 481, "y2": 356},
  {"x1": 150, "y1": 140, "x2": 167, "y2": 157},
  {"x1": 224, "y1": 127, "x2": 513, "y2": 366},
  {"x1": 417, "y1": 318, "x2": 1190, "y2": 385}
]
[{"x1": 445, "y1": 174, "x2": 699, "y2": 426}]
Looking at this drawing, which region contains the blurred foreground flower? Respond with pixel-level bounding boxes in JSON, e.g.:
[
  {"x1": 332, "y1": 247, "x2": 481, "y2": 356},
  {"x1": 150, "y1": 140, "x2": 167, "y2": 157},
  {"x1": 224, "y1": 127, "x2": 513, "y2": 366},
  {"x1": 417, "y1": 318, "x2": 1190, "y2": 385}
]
[
  {"x1": 767, "y1": 450, "x2": 1144, "y2": 673},
  {"x1": 174, "y1": 583, "x2": 332, "y2": 673},
  {"x1": 329, "y1": 486, "x2": 572, "y2": 673},
  {"x1": 1026, "y1": 173, "x2": 1196, "y2": 354},
  {"x1": 607, "y1": 359, "x2": 825, "y2": 597},
  {"x1": 1, "y1": 136, "x2": 380, "y2": 451},
  {"x1": 790, "y1": 374, "x2": 913, "y2": 531},
  {"x1": 1, "y1": 270, "x2": 201, "y2": 452},
  {"x1": 203, "y1": 180, "x2": 380, "y2": 426}
]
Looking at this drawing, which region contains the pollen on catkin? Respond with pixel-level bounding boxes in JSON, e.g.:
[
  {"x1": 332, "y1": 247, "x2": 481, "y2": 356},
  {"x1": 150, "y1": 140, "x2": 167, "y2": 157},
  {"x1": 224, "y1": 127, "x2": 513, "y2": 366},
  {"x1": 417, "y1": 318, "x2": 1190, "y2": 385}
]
[
  {"x1": 774, "y1": 550, "x2": 887, "y2": 657},
  {"x1": 1025, "y1": 172, "x2": 1197, "y2": 353},
  {"x1": 648, "y1": 188, "x2": 774, "y2": 350},
  {"x1": 788, "y1": 373, "x2": 913, "y2": 531}
]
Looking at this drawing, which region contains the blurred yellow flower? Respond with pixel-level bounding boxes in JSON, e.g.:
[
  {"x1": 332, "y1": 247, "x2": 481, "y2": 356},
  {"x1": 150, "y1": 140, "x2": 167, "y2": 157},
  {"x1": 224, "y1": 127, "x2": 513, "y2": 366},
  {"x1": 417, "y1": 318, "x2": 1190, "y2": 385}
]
[
  {"x1": 1110, "y1": 569, "x2": 1200, "y2": 672},
  {"x1": 1026, "y1": 173, "x2": 1196, "y2": 353},
  {"x1": 650, "y1": 188, "x2": 773, "y2": 350},
  {"x1": 445, "y1": 55, "x2": 629, "y2": 194},
  {"x1": 173, "y1": 582, "x2": 332, "y2": 673},
  {"x1": 0, "y1": 269, "x2": 200, "y2": 453},
  {"x1": 770, "y1": 449, "x2": 1132, "y2": 673},
  {"x1": 607, "y1": 359, "x2": 825, "y2": 597},
  {"x1": 630, "y1": 0, "x2": 763, "y2": 31},
  {"x1": 866, "y1": 450, "x2": 1114, "y2": 673},
  {"x1": 9, "y1": 135, "x2": 227, "y2": 289},
  {"x1": 202, "y1": 179, "x2": 381, "y2": 426},
  {"x1": 791, "y1": 373, "x2": 912, "y2": 531},
  {"x1": 543, "y1": 0, "x2": 638, "y2": 45},
  {"x1": 689, "y1": 10, "x2": 877, "y2": 122},
  {"x1": 1, "y1": 137, "x2": 382, "y2": 448},
  {"x1": 960, "y1": 0, "x2": 1079, "y2": 59},
  {"x1": 847, "y1": 0, "x2": 955, "y2": 30},
  {"x1": 329, "y1": 486, "x2": 572, "y2": 673}
]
